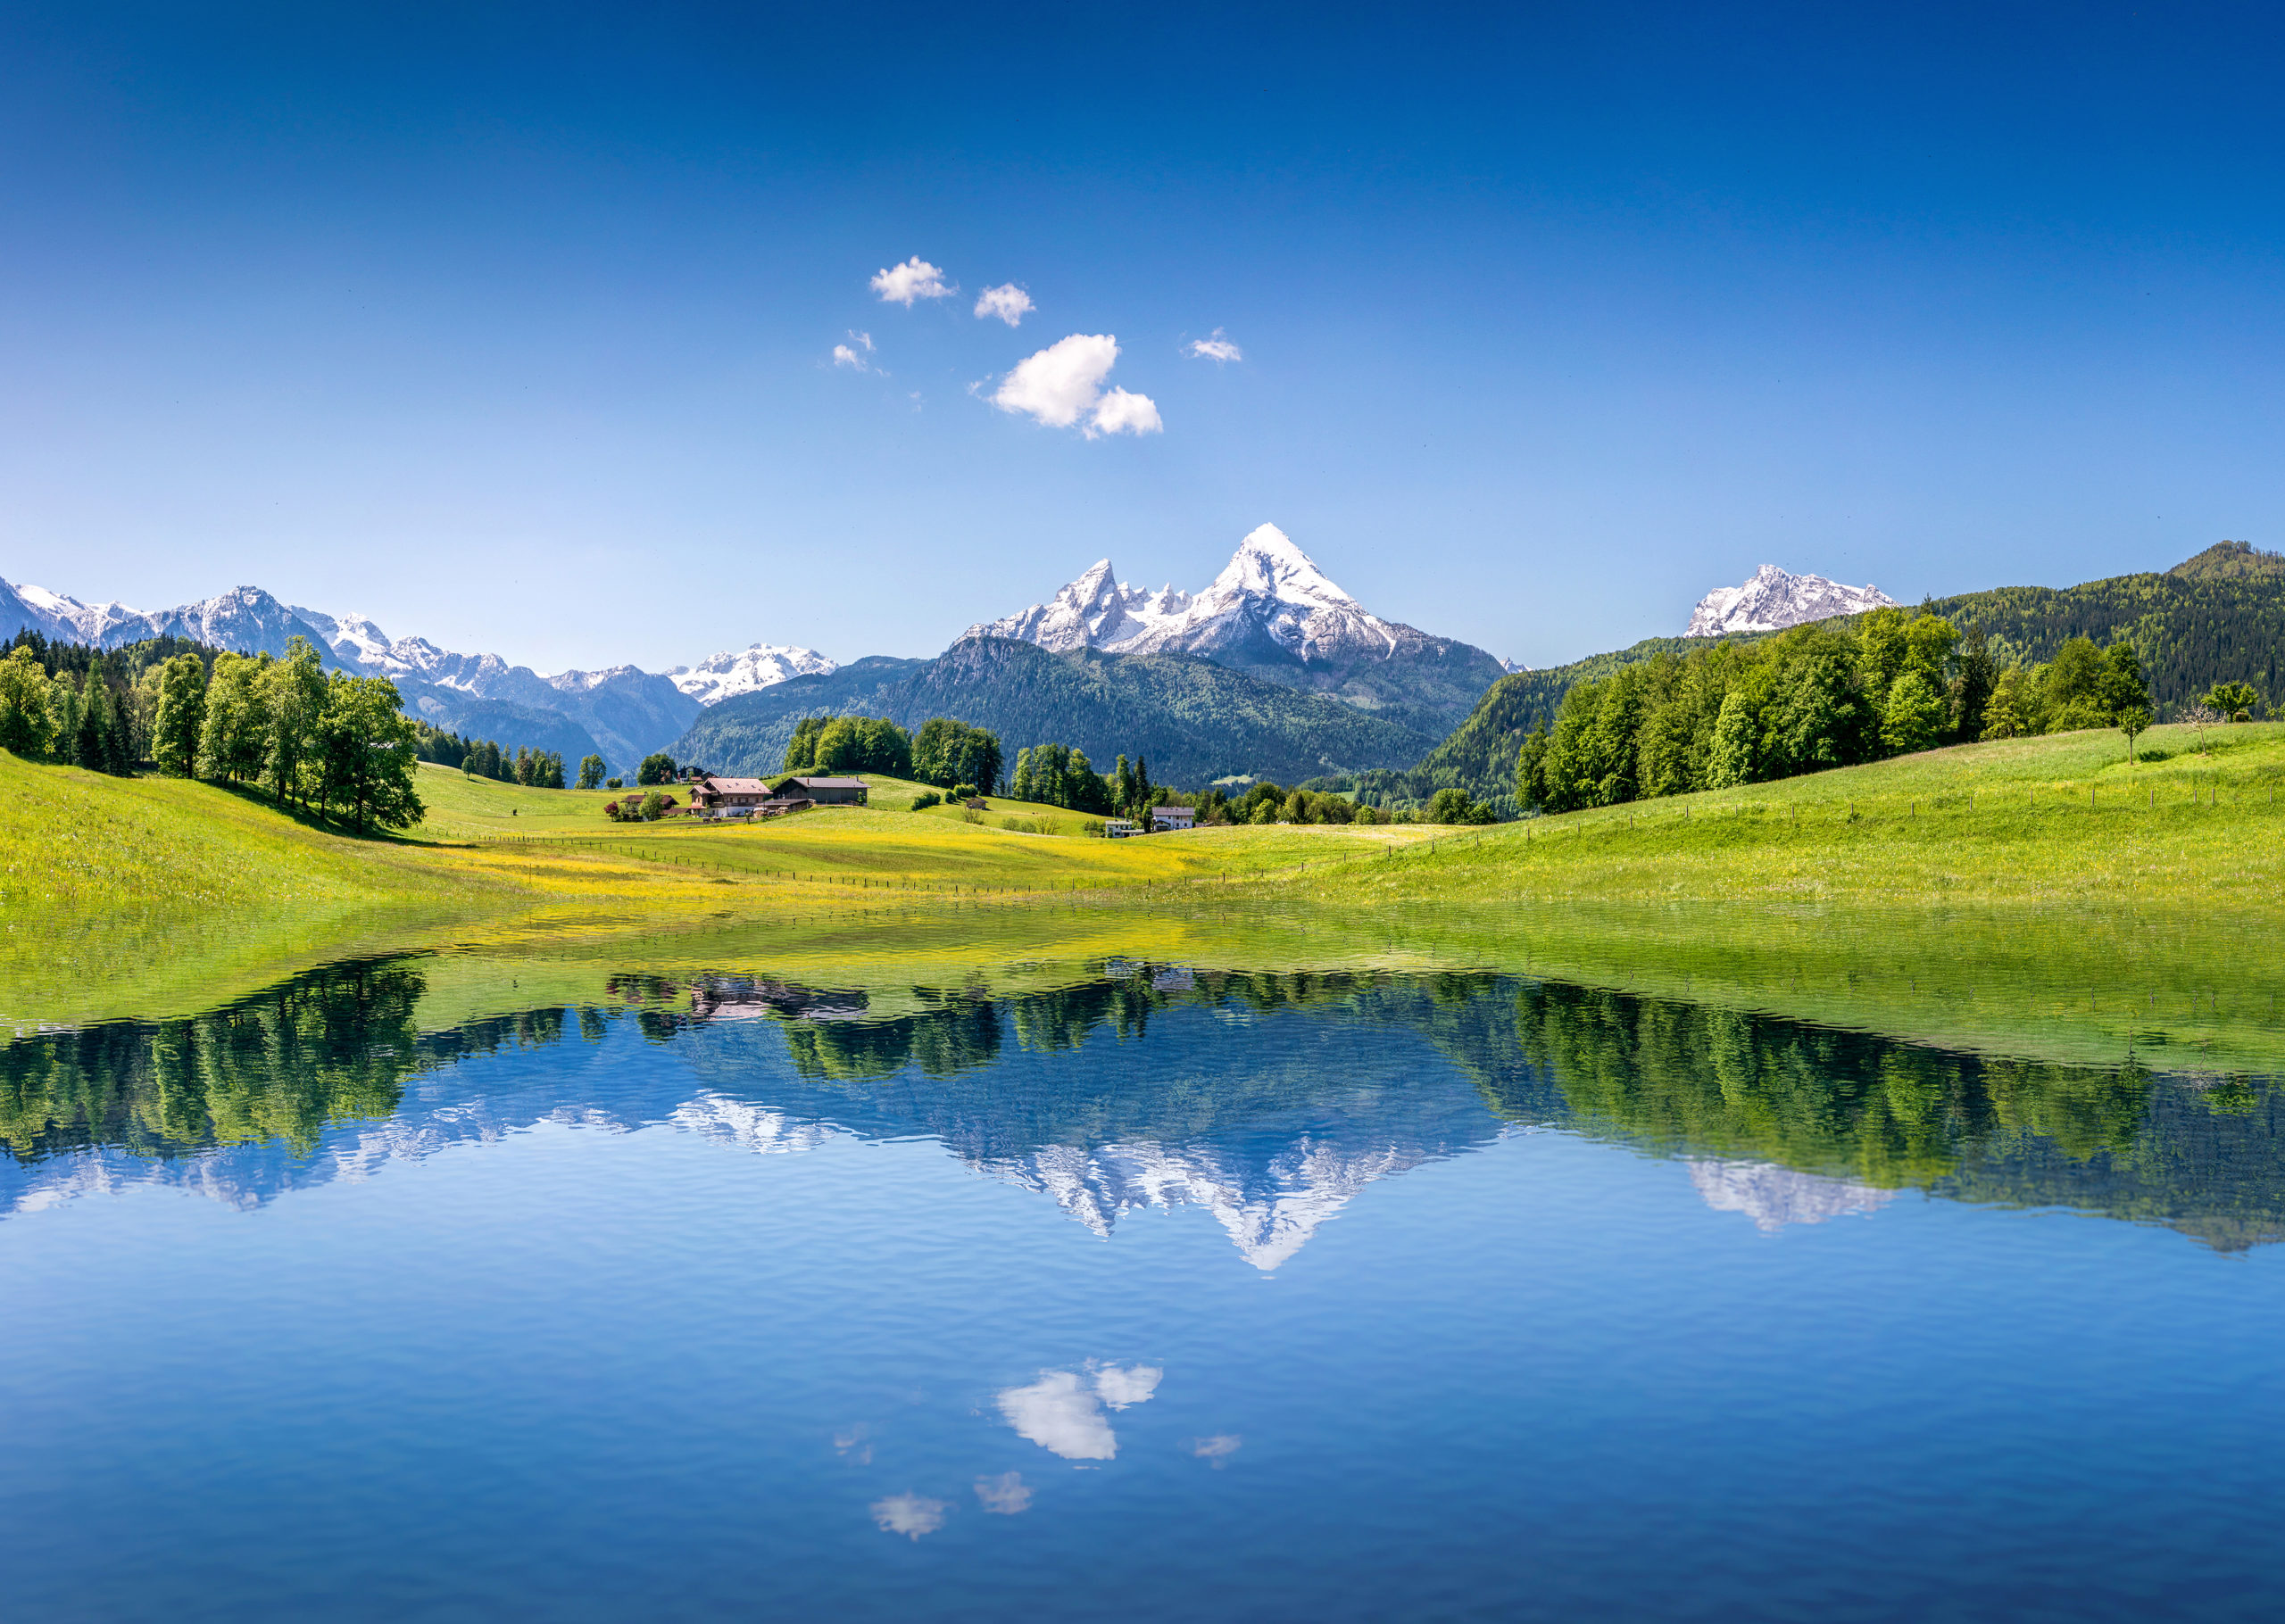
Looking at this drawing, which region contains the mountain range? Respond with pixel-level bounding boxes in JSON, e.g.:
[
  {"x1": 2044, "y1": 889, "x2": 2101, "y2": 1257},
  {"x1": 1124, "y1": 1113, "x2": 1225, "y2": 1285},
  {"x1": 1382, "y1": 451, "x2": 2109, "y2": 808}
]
[
  {"x1": 0, "y1": 576, "x2": 838, "y2": 776},
  {"x1": 968, "y1": 525, "x2": 1516, "y2": 737}
]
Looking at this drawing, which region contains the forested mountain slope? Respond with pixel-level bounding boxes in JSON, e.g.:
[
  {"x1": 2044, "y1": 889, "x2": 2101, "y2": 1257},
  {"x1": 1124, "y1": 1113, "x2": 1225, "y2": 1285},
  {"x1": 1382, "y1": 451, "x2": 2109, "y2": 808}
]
[
  {"x1": 1373, "y1": 547, "x2": 2285, "y2": 807},
  {"x1": 670, "y1": 636, "x2": 1439, "y2": 785}
]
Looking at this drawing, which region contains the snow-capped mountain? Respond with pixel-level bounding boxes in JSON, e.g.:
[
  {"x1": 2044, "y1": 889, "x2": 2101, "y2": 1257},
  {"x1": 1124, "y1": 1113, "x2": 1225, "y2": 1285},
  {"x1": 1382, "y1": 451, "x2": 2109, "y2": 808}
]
[
  {"x1": 1686, "y1": 564, "x2": 1899, "y2": 637},
  {"x1": 965, "y1": 524, "x2": 1510, "y2": 735},
  {"x1": 3, "y1": 579, "x2": 343, "y2": 662},
  {"x1": 970, "y1": 524, "x2": 1401, "y2": 664},
  {"x1": 667, "y1": 642, "x2": 839, "y2": 707}
]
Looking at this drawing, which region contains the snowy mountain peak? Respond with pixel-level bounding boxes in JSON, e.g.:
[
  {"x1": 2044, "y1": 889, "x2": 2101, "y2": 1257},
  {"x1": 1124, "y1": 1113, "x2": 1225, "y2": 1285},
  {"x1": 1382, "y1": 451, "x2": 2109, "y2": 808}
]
[
  {"x1": 1211, "y1": 523, "x2": 1358, "y2": 612},
  {"x1": 1686, "y1": 564, "x2": 1899, "y2": 637},
  {"x1": 965, "y1": 523, "x2": 1400, "y2": 666},
  {"x1": 668, "y1": 642, "x2": 840, "y2": 707}
]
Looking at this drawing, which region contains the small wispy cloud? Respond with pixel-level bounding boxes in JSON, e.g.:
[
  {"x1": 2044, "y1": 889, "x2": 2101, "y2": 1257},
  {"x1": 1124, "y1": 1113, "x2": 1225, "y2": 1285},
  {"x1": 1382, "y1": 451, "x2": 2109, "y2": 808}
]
[
  {"x1": 974, "y1": 284, "x2": 1034, "y2": 327},
  {"x1": 991, "y1": 333, "x2": 1161, "y2": 439},
  {"x1": 870, "y1": 256, "x2": 954, "y2": 305},
  {"x1": 1184, "y1": 327, "x2": 1242, "y2": 363},
  {"x1": 831, "y1": 330, "x2": 878, "y2": 371}
]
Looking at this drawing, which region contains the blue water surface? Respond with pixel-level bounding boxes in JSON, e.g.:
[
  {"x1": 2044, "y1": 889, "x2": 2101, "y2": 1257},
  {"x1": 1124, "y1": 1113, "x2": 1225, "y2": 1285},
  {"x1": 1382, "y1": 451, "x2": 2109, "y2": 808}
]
[{"x1": 4, "y1": 961, "x2": 2282, "y2": 1622}]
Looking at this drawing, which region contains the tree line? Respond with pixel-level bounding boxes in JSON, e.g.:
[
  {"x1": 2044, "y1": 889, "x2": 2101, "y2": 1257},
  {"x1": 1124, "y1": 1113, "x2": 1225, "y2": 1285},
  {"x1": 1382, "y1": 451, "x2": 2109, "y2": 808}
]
[
  {"x1": 776, "y1": 714, "x2": 1007, "y2": 792},
  {"x1": 412, "y1": 722, "x2": 601, "y2": 790},
  {"x1": 1513, "y1": 609, "x2": 2155, "y2": 814},
  {"x1": 0, "y1": 634, "x2": 425, "y2": 833}
]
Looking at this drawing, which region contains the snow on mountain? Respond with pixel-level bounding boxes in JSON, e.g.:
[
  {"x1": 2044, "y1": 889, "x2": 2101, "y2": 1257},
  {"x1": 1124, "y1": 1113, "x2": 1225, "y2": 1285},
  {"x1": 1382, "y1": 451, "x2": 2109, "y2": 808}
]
[
  {"x1": 1687, "y1": 564, "x2": 1899, "y2": 637},
  {"x1": 1688, "y1": 1158, "x2": 1898, "y2": 1232},
  {"x1": 287, "y1": 606, "x2": 397, "y2": 669},
  {"x1": 667, "y1": 642, "x2": 839, "y2": 707},
  {"x1": 968, "y1": 523, "x2": 1409, "y2": 665},
  {"x1": 8, "y1": 582, "x2": 149, "y2": 643},
  {"x1": 1, "y1": 578, "x2": 345, "y2": 663}
]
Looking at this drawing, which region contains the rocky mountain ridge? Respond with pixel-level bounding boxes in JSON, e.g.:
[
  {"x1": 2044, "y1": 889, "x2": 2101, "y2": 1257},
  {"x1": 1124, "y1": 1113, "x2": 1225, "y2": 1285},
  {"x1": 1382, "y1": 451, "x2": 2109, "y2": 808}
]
[{"x1": 1687, "y1": 564, "x2": 1899, "y2": 636}]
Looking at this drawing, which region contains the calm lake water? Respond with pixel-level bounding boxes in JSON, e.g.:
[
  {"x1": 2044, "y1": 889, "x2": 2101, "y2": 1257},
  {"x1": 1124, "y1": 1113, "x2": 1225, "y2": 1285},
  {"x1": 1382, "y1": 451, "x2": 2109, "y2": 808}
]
[{"x1": 7, "y1": 949, "x2": 2285, "y2": 1621}]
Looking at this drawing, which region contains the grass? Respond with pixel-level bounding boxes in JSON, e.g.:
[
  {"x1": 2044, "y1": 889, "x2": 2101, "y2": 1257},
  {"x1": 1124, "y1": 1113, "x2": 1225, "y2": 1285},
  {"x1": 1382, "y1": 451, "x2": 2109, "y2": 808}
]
[{"x1": 10, "y1": 725, "x2": 2285, "y2": 1068}]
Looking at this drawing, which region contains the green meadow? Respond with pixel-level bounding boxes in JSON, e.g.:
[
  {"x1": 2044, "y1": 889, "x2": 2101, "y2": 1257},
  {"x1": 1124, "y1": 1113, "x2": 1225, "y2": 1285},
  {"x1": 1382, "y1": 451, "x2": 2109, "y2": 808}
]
[{"x1": 9, "y1": 724, "x2": 2285, "y2": 1073}]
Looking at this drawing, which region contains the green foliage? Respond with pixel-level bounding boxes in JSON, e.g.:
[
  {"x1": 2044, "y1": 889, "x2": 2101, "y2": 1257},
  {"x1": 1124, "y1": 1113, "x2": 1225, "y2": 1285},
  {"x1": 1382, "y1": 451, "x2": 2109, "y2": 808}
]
[
  {"x1": 261, "y1": 636, "x2": 328, "y2": 807},
  {"x1": 1012, "y1": 742, "x2": 1111, "y2": 813},
  {"x1": 637, "y1": 752, "x2": 677, "y2": 786},
  {"x1": 909, "y1": 791, "x2": 943, "y2": 811},
  {"x1": 2206, "y1": 680, "x2": 2262, "y2": 721},
  {"x1": 1880, "y1": 671, "x2": 1947, "y2": 755},
  {"x1": 576, "y1": 753, "x2": 607, "y2": 790},
  {"x1": 2169, "y1": 540, "x2": 2285, "y2": 581},
  {"x1": 1923, "y1": 562, "x2": 2285, "y2": 714},
  {"x1": 911, "y1": 717, "x2": 1003, "y2": 792},
  {"x1": 1425, "y1": 786, "x2": 1495, "y2": 824},
  {"x1": 197, "y1": 651, "x2": 272, "y2": 785},
  {"x1": 152, "y1": 653, "x2": 207, "y2": 775},
  {"x1": 312, "y1": 674, "x2": 425, "y2": 833},
  {"x1": 0, "y1": 648, "x2": 51, "y2": 756}
]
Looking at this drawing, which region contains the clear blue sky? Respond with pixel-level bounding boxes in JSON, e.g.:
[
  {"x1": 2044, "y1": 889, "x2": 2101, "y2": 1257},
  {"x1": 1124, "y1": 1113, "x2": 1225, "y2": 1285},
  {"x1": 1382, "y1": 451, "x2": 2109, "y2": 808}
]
[{"x1": 4, "y1": 1, "x2": 2281, "y2": 673}]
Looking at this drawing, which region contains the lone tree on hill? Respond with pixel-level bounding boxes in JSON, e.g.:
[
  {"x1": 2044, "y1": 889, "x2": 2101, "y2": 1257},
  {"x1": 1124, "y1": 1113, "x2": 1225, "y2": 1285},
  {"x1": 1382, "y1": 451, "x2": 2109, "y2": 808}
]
[
  {"x1": 637, "y1": 752, "x2": 677, "y2": 785},
  {"x1": 2206, "y1": 680, "x2": 2261, "y2": 722},
  {"x1": 2098, "y1": 642, "x2": 2154, "y2": 764}
]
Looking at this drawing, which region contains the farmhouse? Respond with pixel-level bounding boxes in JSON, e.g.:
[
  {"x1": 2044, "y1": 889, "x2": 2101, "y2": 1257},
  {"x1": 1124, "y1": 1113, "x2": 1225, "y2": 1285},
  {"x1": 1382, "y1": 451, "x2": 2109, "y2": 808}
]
[
  {"x1": 687, "y1": 775, "x2": 773, "y2": 811},
  {"x1": 1151, "y1": 806, "x2": 1196, "y2": 831},
  {"x1": 769, "y1": 775, "x2": 869, "y2": 806}
]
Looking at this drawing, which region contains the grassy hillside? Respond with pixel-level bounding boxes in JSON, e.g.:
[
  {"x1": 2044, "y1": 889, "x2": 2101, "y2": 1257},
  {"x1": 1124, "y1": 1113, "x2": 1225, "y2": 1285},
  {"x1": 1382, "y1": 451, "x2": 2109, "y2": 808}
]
[
  {"x1": 671, "y1": 635, "x2": 1440, "y2": 786},
  {"x1": 12, "y1": 728, "x2": 2285, "y2": 1073}
]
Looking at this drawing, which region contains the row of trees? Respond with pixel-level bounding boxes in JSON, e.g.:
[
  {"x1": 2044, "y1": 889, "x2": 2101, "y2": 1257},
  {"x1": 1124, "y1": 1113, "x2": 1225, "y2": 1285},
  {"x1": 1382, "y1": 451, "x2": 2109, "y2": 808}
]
[
  {"x1": 0, "y1": 634, "x2": 228, "y2": 773},
  {"x1": 1514, "y1": 610, "x2": 2153, "y2": 814},
  {"x1": 911, "y1": 717, "x2": 1004, "y2": 794},
  {"x1": 781, "y1": 715, "x2": 918, "y2": 779},
  {"x1": 153, "y1": 640, "x2": 425, "y2": 832},
  {"x1": 0, "y1": 633, "x2": 428, "y2": 833},
  {"x1": 413, "y1": 723, "x2": 602, "y2": 789}
]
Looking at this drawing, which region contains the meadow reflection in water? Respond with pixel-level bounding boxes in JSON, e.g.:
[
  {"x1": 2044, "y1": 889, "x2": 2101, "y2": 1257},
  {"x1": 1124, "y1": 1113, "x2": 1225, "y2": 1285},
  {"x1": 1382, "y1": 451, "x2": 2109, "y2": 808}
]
[{"x1": 5, "y1": 952, "x2": 2283, "y2": 1253}]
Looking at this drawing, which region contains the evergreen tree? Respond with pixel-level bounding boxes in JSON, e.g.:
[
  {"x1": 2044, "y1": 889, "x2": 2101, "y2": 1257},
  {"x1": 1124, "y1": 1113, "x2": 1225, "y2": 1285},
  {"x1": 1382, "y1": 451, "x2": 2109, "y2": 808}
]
[{"x1": 1951, "y1": 623, "x2": 1997, "y2": 743}]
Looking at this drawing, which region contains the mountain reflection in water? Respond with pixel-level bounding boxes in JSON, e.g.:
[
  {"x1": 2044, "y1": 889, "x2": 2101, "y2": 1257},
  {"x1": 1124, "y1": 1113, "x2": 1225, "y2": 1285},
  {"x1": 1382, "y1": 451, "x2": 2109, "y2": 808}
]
[{"x1": 4, "y1": 956, "x2": 2283, "y2": 1256}]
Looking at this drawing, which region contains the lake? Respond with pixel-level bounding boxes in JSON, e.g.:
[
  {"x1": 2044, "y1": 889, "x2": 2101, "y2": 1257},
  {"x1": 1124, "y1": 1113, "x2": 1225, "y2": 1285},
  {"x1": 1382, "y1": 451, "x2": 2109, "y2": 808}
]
[{"x1": 6, "y1": 943, "x2": 2285, "y2": 1621}]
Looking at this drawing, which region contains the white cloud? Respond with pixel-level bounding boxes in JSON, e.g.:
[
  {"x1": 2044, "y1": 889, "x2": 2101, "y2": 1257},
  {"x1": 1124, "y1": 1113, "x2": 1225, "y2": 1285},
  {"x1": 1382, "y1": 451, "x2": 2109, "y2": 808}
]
[
  {"x1": 974, "y1": 1472, "x2": 1032, "y2": 1514},
  {"x1": 1088, "y1": 387, "x2": 1162, "y2": 438},
  {"x1": 1184, "y1": 328, "x2": 1242, "y2": 363},
  {"x1": 832, "y1": 330, "x2": 877, "y2": 371},
  {"x1": 993, "y1": 333, "x2": 1118, "y2": 427},
  {"x1": 870, "y1": 1493, "x2": 947, "y2": 1540},
  {"x1": 1192, "y1": 1434, "x2": 1242, "y2": 1468},
  {"x1": 870, "y1": 256, "x2": 952, "y2": 305},
  {"x1": 992, "y1": 333, "x2": 1161, "y2": 438},
  {"x1": 1093, "y1": 1364, "x2": 1163, "y2": 1409},
  {"x1": 974, "y1": 284, "x2": 1034, "y2": 327},
  {"x1": 997, "y1": 1371, "x2": 1118, "y2": 1460}
]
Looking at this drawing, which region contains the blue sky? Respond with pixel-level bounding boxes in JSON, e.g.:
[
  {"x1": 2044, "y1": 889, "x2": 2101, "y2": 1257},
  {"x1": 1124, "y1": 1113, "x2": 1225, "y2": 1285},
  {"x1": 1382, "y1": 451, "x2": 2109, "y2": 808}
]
[{"x1": 4, "y1": 1, "x2": 2282, "y2": 673}]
